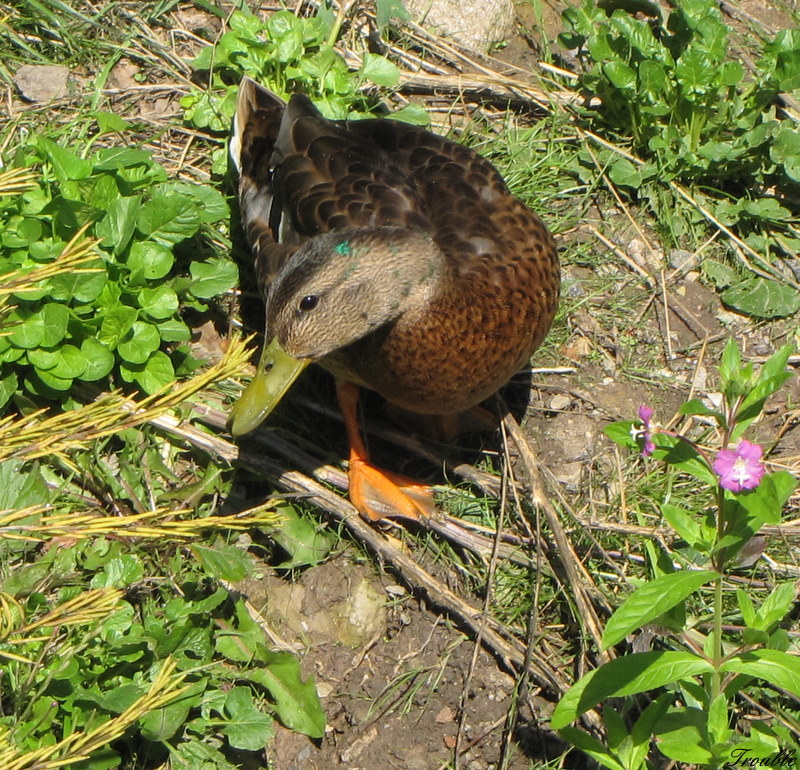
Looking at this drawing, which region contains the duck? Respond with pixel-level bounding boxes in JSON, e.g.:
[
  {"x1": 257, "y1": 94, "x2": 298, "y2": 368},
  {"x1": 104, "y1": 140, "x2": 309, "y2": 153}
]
[{"x1": 228, "y1": 76, "x2": 560, "y2": 521}]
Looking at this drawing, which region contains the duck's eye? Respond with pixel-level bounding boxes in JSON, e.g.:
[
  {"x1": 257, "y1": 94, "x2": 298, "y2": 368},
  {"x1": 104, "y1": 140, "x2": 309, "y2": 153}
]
[{"x1": 298, "y1": 295, "x2": 319, "y2": 312}]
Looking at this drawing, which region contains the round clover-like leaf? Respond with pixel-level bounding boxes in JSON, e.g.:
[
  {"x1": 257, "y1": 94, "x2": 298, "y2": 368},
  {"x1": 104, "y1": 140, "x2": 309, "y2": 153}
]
[
  {"x1": 117, "y1": 321, "x2": 161, "y2": 364},
  {"x1": 81, "y1": 338, "x2": 115, "y2": 381}
]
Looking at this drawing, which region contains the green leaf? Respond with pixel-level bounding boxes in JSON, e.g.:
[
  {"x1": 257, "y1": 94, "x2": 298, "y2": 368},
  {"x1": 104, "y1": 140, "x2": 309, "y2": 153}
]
[
  {"x1": 37, "y1": 137, "x2": 93, "y2": 181},
  {"x1": 136, "y1": 195, "x2": 201, "y2": 246},
  {"x1": 707, "y1": 693, "x2": 731, "y2": 745},
  {"x1": 0, "y1": 371, "x2": 18, "y2": 409},
  {"x1": 752, "y1": 582, "x2": 797, "y2": 632},
  {"x1": 48, "y1": 264, "x2": 107, "y2": 303},
  {"x1": 730, "y1": 471, "x2": 796, "y2": 526},
  {"x1": 127, "y1": 241, "x2": 174, "y2": 282},
  {"x1": 247, "y1": 652, "x2": 326, "y2": 738},
  {"x1": 222, "y1": 687, "x2": 275, "y2": 751},
  {"x1": 117, "y1": 321, "x2": 161, "y2": 364},
  {"x1": 157, "y1": 318, "x2": 191, "y2": 342},
  {"x1": 96, "y1": 195, "x2": 141, "y2": 255},
  {"x1": 721, "y1": 649, "x2": 800, "y2": 698},
  {"x1": 138, "y1": 286, "x2": 179, "y2": 320},
  {"x1": 271, "y1": 504, "x2": 336, "y2": 569},
  {"x1": 376, "y1": 0, "x2": 409, "y2": 28},
  {"x1": 50, "y1": 344, "x2": 87, "y2": 379},
  {"x1": 721, "y1": 277, "x2": 800, "y2": 318},
  {"x1": 189, "y1": 258, "x2": 238, "y2": 299},
  {"x1": 189, "y1": 542, "x2": 253, "y2": 582},
  {"x1": 0, "y1": 459, "x2": 50, "y2": 510},
  {"x1": 121, "y1": 350, "x2": 175, "y2": 394},
  {"x1": 602, "y1": 570, "x2": 717, "y2": 649},
  {"x1": 608, "y1": 158, "x2": 643, "y2": 189},
  {"x1": 557, "y1": 727, "x2": 626, "y2": 770},
  {"x1": 604, "y1": 60, "x2": 637, "y2": 91},
  {"x1": 81, "y1": 338, "x2": 115, "y2": 381},
  {"x1": 654, "y1": 708, "x2": 712, "y2": 764},
  {"x1": 551, "y1": 652, "x2": 714, "y2": 729},
  {"x1": 359, "y1": 53, "x2": 400, "y2": 87},
  {"x1": 678, "y1": 398, "x2": 725, "y2": 424},
  {"x1": 140, "y1": 679, "x2": 206, "y2": 741},
  {"x1": 661, "y1": 503, "x2": 711, "y2": 550},
  {"x1": 388, "y1": 103, "x2": 430, "y2": 125},
  {"x1": 98, "y1": 305, "x2": 138, "y2": 348},
  {"x1": 9, "y1": 304, "x2": 69, "y2": 349}
]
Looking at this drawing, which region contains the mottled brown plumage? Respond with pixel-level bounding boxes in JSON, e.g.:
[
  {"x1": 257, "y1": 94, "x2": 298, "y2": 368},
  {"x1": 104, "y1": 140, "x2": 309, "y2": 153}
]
[{"x1": 229, "y1": 77, "x2": 560, "y2": 519}]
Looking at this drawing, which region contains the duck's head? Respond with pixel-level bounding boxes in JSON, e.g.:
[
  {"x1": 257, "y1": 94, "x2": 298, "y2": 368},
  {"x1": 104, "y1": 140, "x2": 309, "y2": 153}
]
[{"x1": 229, "y1": 226, "x2": 443, "y2": 436}]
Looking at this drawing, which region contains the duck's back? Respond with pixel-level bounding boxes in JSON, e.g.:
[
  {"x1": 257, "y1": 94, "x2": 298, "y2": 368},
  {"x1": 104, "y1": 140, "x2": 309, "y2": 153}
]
[{"x1": 233, "y1": 78, "x2": 559, "y2": 413}]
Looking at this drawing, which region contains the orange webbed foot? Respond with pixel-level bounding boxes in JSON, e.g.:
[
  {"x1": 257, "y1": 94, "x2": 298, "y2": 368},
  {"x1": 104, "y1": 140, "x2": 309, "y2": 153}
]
[
  {"x1": 337, "y1": 380, "x2": 437, "y2": 521},
  {"x1": 348, "y1": 454, "x2": 437, "y2": 521}
]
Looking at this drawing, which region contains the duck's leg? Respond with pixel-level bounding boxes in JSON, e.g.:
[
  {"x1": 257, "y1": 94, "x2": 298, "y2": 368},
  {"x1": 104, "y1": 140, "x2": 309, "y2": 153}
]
[{"x1": 337, "y1": 381, "x2": 437, "y2": 521}]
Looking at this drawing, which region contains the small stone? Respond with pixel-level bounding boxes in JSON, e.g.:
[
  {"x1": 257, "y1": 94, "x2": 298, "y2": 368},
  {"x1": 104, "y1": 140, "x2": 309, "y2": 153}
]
[
  {"x1": 668, "y1": 248, "x2": 697, "y2": 270},
  {"x1": 15, "y1": 64, "x2": 70, "y2": 102},
  {"x1": 549, "y1": 394, "x2": 572, "y2": 411}
]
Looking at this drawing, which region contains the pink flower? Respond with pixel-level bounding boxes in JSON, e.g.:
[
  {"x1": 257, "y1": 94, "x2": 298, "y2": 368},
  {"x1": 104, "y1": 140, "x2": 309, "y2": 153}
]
[
  {"x1": 713, "y1": 440, "x2": 766, "y2": 493},
  {"x1": 630, "y1": 404, "x2": 655, "y2": 456}
]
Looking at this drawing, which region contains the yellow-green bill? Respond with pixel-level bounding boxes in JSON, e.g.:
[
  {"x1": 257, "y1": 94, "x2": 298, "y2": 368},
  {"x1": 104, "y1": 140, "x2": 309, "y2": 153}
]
[{"x1": 228, "y1": 338, "x2": 311, "y2": 436}]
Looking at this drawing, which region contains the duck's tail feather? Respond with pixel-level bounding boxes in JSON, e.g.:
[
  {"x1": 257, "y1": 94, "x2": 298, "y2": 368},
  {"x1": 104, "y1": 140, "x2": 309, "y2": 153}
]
[{"x1": 231, "y1": 77, "x2": 297, "y2": 291}]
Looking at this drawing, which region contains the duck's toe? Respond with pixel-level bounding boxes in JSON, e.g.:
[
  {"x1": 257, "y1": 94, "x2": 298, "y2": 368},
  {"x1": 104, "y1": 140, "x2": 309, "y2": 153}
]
[{"x1": 347, "y1": 456, "x2": 437, "y2": 521}]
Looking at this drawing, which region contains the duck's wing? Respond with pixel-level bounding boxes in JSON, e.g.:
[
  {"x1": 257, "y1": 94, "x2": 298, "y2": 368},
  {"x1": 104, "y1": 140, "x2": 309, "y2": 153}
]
[{"x1": 231, "y1": 78, "x2": 299, "y2": 292}]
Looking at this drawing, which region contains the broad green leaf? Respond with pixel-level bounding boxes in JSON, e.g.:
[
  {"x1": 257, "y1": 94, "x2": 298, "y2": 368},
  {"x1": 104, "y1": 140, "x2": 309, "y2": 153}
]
[
  {"x1": 359, "y1": 53, "x2": 400, "y2": 87},
  {"x1": 140, "y1": 679, "x2": 206, "y2": 742},
  {"x1": 604, "y1": 60, "x2": 637, "y2": 91},
  {"x1": 375, "y1": 0, "x2": 409, "y2": 26},
  {"x1": 138, "y1": 286, "x2": 179, "y2": 320},
  {"x1": 707, "y1": 693, "x2": 731, "y2": 745},
  {"x1": 551, "y1": 652, "x2": 714, "y2": 728},
  {"x1": 117, "y1": 321, "x2": 160, "y2": 364},
  {"x1": 157, "y1": 318, "x2": 191, "y2": 342},
  {"x1": 271, "y1": 504, "x2": 336, "y2": 569},
  {"x1": 48, "y1": 264, "x2": 107, "y2": 303},
  {"x1": 98, "y1": 305, "x2": 138, "y2": 348},
  {"x1": 752, "y1": 582, "x2": 797, "y2": 632},
  {"x1": 81, "y1": 338, "x2": 115, "y2": 381},
  {"x1": 189, "y1": 258, "x2": 238, "y2": 299},
  {"x1": 737, "y1": 588, "x2": 757, "y2": 627},
  {"x1": 93, "y1": 147, "x2": 154, "y2": 170},
  {"x1": 137, "y1": 195, "x2": 200, "y2": 246},
  {"x1": 222, "y1": 687, "x2": 275, "y2": 751},
  {"x1": 50, "y1": 344, "x2": 87, "y2": 379},
  {"x1": 556, "y1": 727, "x2": 626, "y2": 770},
  {"x1": 0, "y1": 371, "x2": 18, "y2": 409},
  {"x1": 731, "y1": 471, "x2": 796, "y2": 526},
  {"x1": 37, "y1": 137, "x2": 93, "y2": 181},
  {"x1": 94, "y1": 111, "x2": 131, "y2": 134},
  {"x1": 388, "y1": 103, "x2": 430, "y2": 125},
  {"x1": 722, "y1": 277, "x2": 800, "y2": 319},
  {"x1": 35, "y1": 368, "x2": 72, "y2": 391},
  {"x1": 158, "y1": 182, "x2": 229, "y2": 224},
  {"x1": 661, "y1": 503, "x2": 710, "y2": 550},
  {"x1": 247, "y1": 652, "x2": 326, "y2": 738},
  {"x1": 678, "y1": 398, "x2": 724, "y2": 423},
  {"x1": 96, "y1": 195, "x2": 141, "y2": 255},
  {"x1": 0, "y1": 459, "x2": 50, "y2": 510},
  {"x1": 608, "y1": 158, "x2": 643, "y2": 189},
  {"x1": 189, "y1": 542, "x2": 253, "y2": 582},
  {"x1": 602, "y1": 570, "x2": 717, "y2": 649},
  {"x1": 40, "y1": 304, "x2": 70, "y2": 347},
  {"x1": 121, "y1": 350, "x2": 175, "y2": 393},
  {"x1": 127, "y1": 241, "x2": 174, "y2": 282},
  {"x1": 721, "y1": 649, "x2": 800, "y2": 698},
  {"x1": 654, "y1": 708, "x2": 712, "y2": 764}
]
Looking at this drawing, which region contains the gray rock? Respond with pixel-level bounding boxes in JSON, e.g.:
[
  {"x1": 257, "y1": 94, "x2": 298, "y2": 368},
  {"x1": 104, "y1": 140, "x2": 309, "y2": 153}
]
[
  {"x1": 403, "y1": 0, "x2": 515, "y2": 52},
  {"x1": 14, "y1": 64, "x2": 70, "y2": 102}
]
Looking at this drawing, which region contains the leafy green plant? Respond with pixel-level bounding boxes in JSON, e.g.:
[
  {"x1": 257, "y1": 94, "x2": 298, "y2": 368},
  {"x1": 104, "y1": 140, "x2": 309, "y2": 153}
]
[
  {"x1": 0, "y1": 144, "x2": 237, "y2": 410},
  {"x1": 182, "y1": 8, "x2": 427, "y2": 173},
  {"x1": 0, "y1": 536, "x2": 324, "y2": 768},
  {"x1": 552, "y1": 340, "x2": 798, "y2": 768},
  {"x1": 560, "y1": 0, "x2": 800, "y2": 319}
]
